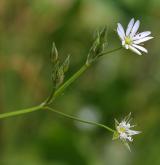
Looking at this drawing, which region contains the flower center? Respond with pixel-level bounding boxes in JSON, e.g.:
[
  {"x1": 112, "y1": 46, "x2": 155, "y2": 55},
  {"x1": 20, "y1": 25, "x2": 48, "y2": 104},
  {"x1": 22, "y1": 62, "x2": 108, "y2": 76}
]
[
  {"x1": 118, "y1": 127, "x2": 126, "y2": 133},
  {"x1": 125, "y1": 37, "x2": 132, "y2": 45}
]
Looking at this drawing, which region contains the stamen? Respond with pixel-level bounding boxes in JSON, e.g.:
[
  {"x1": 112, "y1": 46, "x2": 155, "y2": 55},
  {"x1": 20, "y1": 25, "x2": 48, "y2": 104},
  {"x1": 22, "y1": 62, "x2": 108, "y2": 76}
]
[{"x1": 125, "y1": 37, "x2": 132, "y2": 45}]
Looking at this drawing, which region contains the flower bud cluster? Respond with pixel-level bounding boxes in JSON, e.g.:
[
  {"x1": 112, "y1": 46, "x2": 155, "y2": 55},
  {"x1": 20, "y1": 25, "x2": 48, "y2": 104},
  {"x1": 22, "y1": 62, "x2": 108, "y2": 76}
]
[
  {"x1": 86, "y1": 27, "x2": 107, "y2": 65},
  {"x1": 51, "y1": 42, "x2": 70, "y2": 88}
]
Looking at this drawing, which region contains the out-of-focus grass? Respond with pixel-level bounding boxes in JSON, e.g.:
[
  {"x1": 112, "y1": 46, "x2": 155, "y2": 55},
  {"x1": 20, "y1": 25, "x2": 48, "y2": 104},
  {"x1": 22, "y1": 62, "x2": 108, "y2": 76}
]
[{"x1": 0, "y1": 0, "x2": 160, "y2": 164}]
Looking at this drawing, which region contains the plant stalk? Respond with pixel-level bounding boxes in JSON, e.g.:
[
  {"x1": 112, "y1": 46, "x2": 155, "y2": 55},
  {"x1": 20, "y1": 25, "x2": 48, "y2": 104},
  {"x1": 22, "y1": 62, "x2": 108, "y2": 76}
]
[
  {"x1": 0, "y1": 47, "x2": 121, "y2": 119},
  {"x1": 44, "y1": 106, "x2": 115, "y2": 132},
  {"x1": 45, "y1": 47, "x2": 122, "y2": 104},
  {"x1": 0, "y1": 104, "x2": 43, "y2": 119}
]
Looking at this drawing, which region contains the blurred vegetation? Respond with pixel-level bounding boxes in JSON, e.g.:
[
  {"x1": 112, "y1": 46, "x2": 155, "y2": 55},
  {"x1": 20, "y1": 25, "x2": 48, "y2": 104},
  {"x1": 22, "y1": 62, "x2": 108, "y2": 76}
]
[{"x1": 0, "y1": 0, "x2": 160, "y2": 164}]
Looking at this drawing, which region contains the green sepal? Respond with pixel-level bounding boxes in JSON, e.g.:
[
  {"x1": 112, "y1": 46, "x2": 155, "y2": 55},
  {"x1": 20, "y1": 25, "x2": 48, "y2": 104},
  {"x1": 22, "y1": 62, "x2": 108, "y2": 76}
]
[
  {"x1": 114, "y1": 118, "x2": 119, "y2": 128},
  {"x1": 62, "y1": 55, "x2": 70, "y2": 73},
  {"x1": 122, "y1": 140, "x2": 131, "y2": 152},
  {"x1": 112, "y1": 131, "x2": 119, "y2": 140}
]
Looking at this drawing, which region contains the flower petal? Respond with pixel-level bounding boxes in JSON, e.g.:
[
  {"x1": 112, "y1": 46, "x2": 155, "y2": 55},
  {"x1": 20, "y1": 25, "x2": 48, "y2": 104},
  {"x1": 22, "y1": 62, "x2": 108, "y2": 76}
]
[
  {"x1": 132, "y1": 44, "x2": 148, "y2": 53},
  {"x1": 125, "y1": 44, "x2": 129, "y2": 49},
  {"x1": 117, "y1": 27, "x2": 125, "y2": 40},
  {"x1": 126, "y1": 18, "x2": 134, "y2": 36},
  {"x1": 127, "y1": 130, "x2": 141, "y2": 136},
  {"x1": 133, "y1": 36, "x2": 153, "y2": 44},
  {"x1": 128, "y1": 45, "x2": 142, "y2": 55},
  {"x1": 122, "y1": 40, "x2": 125, "y2": 46},
  {"x1": 130, "y1": 20, "x2": 140, "y2": 37},
  {"x1": 127, "y1": 136, "x2": 133, "y2": 142},
  {"x1": 132, "y1": 31, "x2": 151, "y2": 40},
  {"x1": 117, "y1": 23, "x2": 125, "y2": 38}
]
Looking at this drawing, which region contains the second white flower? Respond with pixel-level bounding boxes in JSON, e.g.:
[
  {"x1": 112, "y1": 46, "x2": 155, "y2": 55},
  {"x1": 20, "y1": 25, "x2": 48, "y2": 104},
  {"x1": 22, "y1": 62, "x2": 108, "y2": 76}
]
[{"x1": 117, "y1": 18, "x2": 153, "y2": 55}]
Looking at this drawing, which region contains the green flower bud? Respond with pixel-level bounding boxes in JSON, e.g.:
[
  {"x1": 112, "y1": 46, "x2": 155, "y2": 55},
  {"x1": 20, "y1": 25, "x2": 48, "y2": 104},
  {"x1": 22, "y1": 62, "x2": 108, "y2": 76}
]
[
  {"x1": 51, "y1": 42, "x2": 59, "y2": 63},
  {"x1": 62, "y1": 55, "x2": 70, "y2": 73},
  {"x1": 86, "y1": 27, "x2": 107, "y2": 65}
]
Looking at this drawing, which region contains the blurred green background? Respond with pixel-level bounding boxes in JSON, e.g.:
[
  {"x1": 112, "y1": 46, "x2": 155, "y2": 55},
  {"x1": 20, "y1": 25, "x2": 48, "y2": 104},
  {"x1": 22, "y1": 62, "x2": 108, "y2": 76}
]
[{"x1": 0, "y1": 0, "x2": 160, "y2": 164}]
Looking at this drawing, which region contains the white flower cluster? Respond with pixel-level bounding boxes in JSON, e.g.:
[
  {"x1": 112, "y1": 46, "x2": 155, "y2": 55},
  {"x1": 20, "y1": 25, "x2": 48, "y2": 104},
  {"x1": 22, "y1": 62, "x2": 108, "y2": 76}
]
[
  {"x1": 117, "y1": 18, "x2": 153, "y2": 55},
  {"x1": 114, "y1": 113, "x2": 141, "y2": 151}
]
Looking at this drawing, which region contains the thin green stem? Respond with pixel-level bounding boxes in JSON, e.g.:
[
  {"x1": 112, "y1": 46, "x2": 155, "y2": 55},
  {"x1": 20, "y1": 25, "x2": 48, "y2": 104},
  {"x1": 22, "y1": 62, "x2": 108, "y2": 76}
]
[
  {"x1": 0, "y1": 105, "x2": 43, "y2": 119},
  {"x1": 54, "y1": 64, "x2": 89, "y2": 97},
  {"x1": 45, "y1": 64, "x2": 90, "y2": 104},
  {"x1": 99, "y1": 47, "x2": 122, "y2": 57},
  {"x1": 44, "y1": 87, "x2": 56, "y2": 105},
  {"x1": 54, "y1": 47, "x2": 122, "y2": 98},
  {"x1": 44, "y1": 106, "x2": 115, "y2": 132}
]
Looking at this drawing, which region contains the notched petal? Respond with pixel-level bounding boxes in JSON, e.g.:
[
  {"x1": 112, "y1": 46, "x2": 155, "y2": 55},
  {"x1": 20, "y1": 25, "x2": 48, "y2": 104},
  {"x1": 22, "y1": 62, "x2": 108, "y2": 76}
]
[
  {"x1": 130, "y1": 20, "x2": 140, "y2": 37},
  {"x1": 126, "y1": 18, "x2": 135, "y2": 36},
  {"x1": 133, "y1": 36, "x2": 154, "y2": 44},
  {"x1": 129, "y1": 45, "x2": 142, "y2": 55},
  {"x1": 132, "y1": 44, "x2": 148, "y2": 53}
]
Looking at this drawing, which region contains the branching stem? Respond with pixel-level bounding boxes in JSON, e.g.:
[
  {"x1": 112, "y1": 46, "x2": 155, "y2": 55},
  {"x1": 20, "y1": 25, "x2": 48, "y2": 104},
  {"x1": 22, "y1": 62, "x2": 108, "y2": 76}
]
[
  {"x1": 45, "y1": 47, "x2": 122, "y2": 105},
  {"x1": 0, "y1": 47, "x2": 121, "y2": 120}
]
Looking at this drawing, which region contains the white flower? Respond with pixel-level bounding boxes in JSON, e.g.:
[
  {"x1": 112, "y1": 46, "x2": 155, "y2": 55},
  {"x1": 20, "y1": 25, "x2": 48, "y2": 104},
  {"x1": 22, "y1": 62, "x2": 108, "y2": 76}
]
[
  {"x1": 117, "y1": 18, "x2": 153, "y2": 55},
  {"x1": 114, "y1": 113, "x2": 141, "y2": 151}
]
